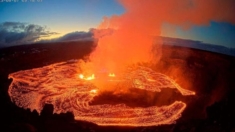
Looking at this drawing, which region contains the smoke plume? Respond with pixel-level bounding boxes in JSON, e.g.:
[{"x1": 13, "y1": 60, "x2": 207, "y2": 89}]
[{"x1": 87, "y1": 0, "x2": 235, "y2": 73}]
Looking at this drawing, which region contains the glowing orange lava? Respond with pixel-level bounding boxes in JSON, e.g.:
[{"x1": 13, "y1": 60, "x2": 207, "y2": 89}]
[
  {"x1": 8, "y1": 60, "x2": 195, "y2": 126},
  {"x1": 78, "y1": 74, "x2": 95, "y2": 80},
  {"x1": 109, "y1": 73, "x2": 115, "y2": 77}
]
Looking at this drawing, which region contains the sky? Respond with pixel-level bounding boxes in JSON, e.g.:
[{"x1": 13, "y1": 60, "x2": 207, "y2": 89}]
[
  {"x1": 0, "y1": 0, "x2": 124, "y2": 35},
  {"x1": 0, "y1": 0, "x2": 235, "y2": 48}
]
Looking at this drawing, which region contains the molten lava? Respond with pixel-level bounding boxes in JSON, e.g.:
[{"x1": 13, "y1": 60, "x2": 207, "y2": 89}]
[
  {"x1": 8, "y1": 60, "x2": 195, "y2": 126},
  {"x1": 90, "y1": 89, "x2": 98, "y2": 94},
  {"x1": 109, "y1": 73, "x2": 115, "y2": 77},
  {"x1": 78, "y1": 74, "x2": 95, "y2": 80}
]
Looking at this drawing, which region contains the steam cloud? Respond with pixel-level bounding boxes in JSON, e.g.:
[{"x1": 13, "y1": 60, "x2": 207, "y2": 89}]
[{"x1": 88, "y1": 0, "x2": 235, "y2": 73}]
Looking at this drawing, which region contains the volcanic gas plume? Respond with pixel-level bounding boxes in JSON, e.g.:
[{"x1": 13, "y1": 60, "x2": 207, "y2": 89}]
[{"x1": 88, "y1": 0, "x2": 235, "y2": 74}]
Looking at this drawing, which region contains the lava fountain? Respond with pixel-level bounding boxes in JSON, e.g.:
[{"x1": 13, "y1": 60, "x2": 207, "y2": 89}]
[{"x1": 8, "y1": 60, "x2": 195, "y2": 126}]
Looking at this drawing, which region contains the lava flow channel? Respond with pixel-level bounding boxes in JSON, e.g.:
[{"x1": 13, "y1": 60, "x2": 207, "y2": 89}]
[{"x1": 8, "y1": 60, "x2": 195, "y2": 126}]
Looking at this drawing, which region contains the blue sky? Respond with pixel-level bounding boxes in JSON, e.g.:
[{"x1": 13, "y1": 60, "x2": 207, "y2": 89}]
[
  {"x1": 0, "y1": 0, "x2": 124, "y2": 33},
  {"x1": 0, "y1": 0, "x2": 235, "y2": 48}
]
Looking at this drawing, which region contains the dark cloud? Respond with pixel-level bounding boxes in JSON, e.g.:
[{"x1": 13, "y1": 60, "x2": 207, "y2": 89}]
[
  {"x1": 0, "y1": 22, "x2": 96, "y2": 48},
  {"x1": 53, "y1": 30, "x2": 94, "y2": 42},
  {"x1": 0, "y1": 22, "x2": 58, "y2": 47}
]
